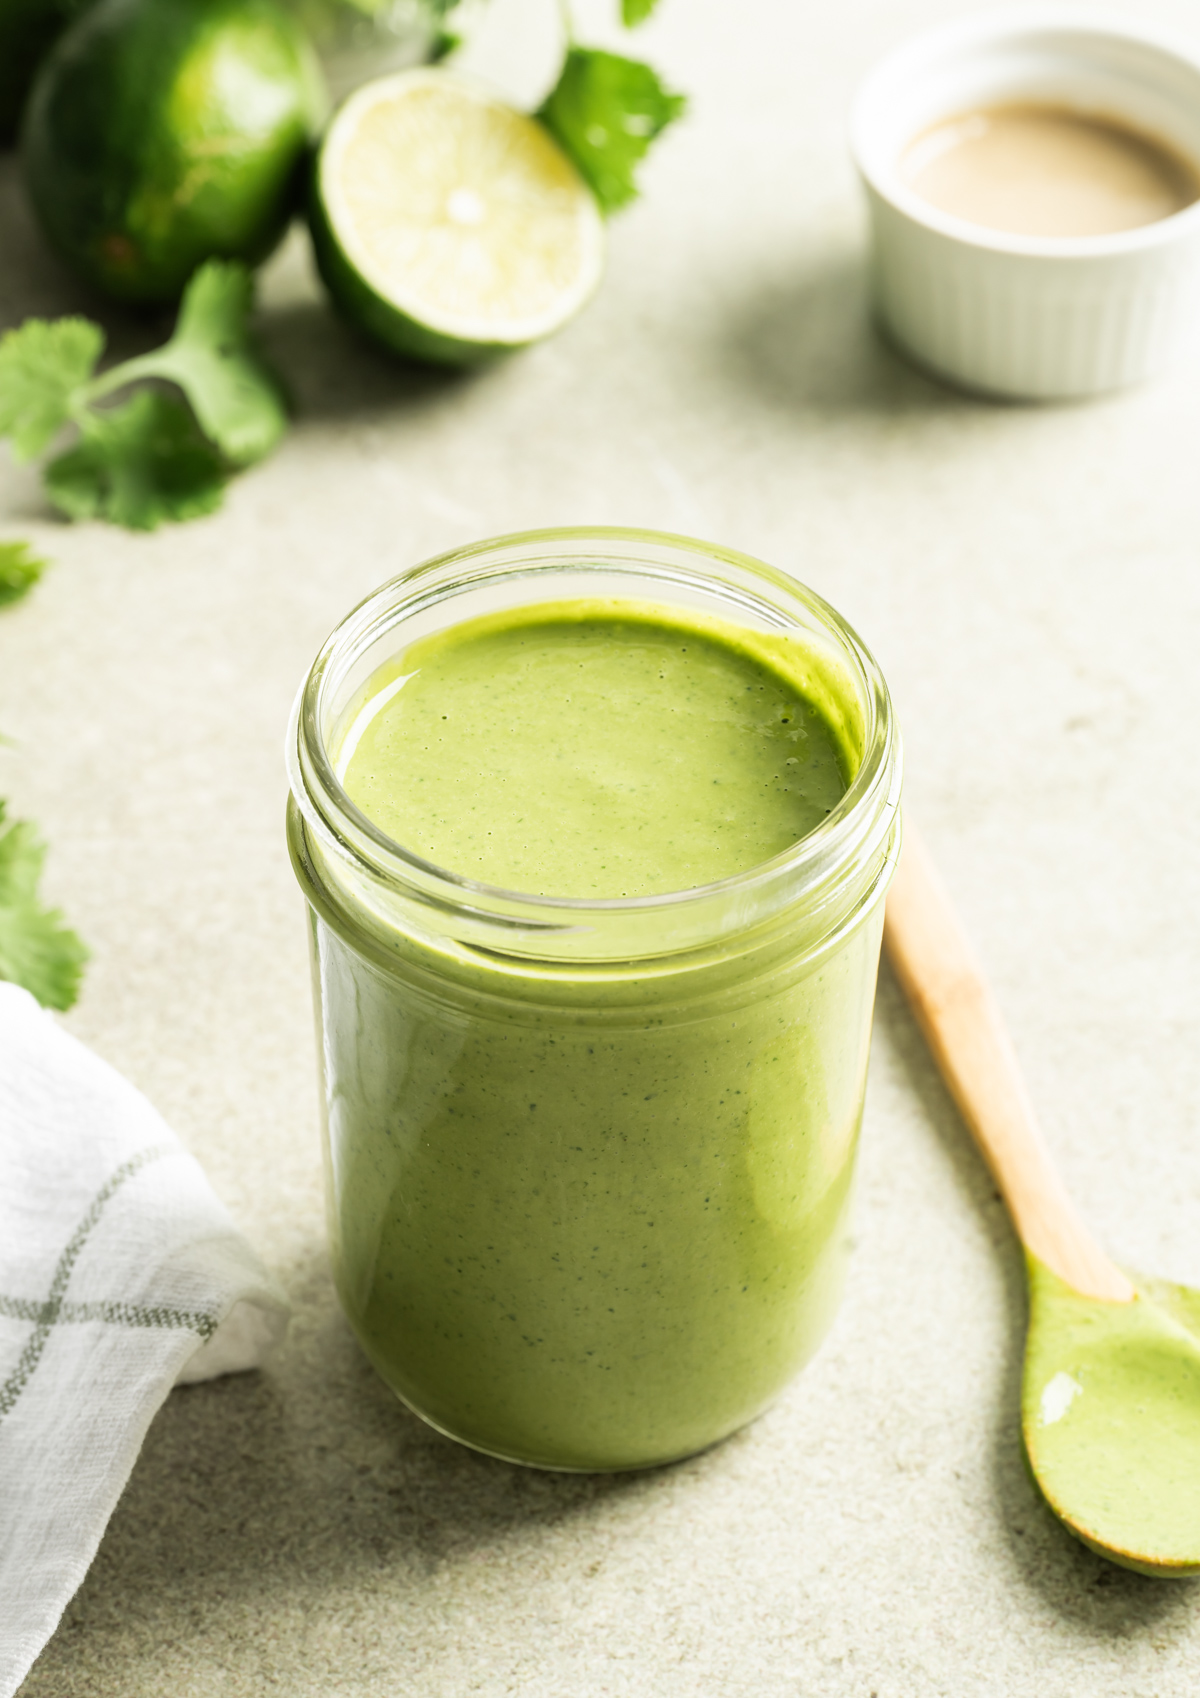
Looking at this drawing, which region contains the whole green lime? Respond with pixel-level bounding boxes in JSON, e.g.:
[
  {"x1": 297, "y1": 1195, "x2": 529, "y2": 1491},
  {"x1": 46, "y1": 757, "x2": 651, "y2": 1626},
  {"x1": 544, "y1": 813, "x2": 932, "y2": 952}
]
[{"x1": 21, "y1": 0, "x2": 328, "y2": 303}]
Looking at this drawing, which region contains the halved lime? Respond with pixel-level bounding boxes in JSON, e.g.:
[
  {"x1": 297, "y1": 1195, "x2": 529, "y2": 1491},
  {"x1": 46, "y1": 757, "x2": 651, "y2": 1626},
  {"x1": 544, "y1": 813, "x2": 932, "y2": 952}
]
[{"x1": 309, "y1": 68, "x2": 606, "y2": 365}]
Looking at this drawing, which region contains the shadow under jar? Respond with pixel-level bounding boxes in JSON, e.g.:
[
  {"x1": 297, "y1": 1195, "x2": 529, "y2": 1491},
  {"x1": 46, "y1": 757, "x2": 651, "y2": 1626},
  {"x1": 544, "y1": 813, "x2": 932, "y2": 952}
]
[{"x1": 286, "y1": 528, "x2": 902, "y2": 1471}]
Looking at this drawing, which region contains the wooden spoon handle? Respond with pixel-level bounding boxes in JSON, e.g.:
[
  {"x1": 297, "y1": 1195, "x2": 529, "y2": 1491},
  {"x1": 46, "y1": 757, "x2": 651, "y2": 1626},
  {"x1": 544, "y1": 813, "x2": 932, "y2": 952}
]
[{"x1": 883, "y1": 820, "x2": 1132, "y2": 1304}]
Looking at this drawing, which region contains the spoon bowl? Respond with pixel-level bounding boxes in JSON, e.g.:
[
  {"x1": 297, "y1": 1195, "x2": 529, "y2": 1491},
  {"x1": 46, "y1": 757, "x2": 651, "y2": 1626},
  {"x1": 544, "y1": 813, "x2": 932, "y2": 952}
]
[
  {"x1": 1022, "y1": 1259, "x2": 1200, "y2": 1576},
  {"x1": 885, "y1": 821, "x2": 1200, "y2": 1577}
]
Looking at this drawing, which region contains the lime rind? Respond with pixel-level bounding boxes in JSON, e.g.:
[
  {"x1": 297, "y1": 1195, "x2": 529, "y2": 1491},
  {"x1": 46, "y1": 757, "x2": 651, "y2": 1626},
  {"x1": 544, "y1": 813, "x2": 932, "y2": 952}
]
[{"x1": 310, "y1": 68, "x2": 606, "y2": 364}]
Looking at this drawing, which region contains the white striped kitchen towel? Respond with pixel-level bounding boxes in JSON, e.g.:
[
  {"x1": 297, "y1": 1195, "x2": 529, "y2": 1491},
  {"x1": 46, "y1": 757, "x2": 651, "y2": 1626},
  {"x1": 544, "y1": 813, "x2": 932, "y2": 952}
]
[{"x1": 0, "y1": 982, "x2": 288, "y2": 1697}]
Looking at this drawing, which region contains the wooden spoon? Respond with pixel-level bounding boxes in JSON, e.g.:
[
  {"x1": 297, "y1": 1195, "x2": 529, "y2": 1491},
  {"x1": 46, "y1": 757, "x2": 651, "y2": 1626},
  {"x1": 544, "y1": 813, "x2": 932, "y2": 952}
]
[{"x1": 884, "y1": 820, "x2": 1200, "y2": 1577}]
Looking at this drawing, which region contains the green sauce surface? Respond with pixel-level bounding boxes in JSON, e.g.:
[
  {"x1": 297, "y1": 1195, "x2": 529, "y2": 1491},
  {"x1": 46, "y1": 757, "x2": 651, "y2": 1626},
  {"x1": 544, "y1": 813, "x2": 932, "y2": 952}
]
[{"x1": 340, "y1": 600, "x2": 850, "y2": 897}]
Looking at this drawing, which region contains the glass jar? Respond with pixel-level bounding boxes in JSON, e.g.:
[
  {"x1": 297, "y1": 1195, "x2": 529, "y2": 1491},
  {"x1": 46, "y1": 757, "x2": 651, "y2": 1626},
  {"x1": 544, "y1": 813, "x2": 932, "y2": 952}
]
[{"x1": 286, "y1": 528, "x2": 902, "y2": 1471}]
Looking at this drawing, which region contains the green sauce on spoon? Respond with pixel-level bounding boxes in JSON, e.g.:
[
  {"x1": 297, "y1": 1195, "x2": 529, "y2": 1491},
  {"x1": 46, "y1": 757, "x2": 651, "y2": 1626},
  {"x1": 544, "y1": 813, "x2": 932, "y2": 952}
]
[
  {"x1": 1023, "y1": 1256, "x2": 1200, "y2": 1576},
  {"x1": 886, "y1": 823, "x2": 1200, "y2": 1577}
]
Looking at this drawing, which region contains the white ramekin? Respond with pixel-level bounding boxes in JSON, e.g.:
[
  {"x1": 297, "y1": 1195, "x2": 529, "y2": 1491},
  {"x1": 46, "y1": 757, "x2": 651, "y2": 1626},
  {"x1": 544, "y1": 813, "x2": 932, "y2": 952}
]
[{"x1": 851, "y1": 10, "x2": 1200, "y2": 399}]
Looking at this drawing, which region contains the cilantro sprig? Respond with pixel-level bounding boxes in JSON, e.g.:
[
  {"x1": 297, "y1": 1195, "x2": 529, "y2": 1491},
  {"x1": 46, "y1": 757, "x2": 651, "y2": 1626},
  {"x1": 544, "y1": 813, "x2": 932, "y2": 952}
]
[
  {"x1": 0, "y1": 800, "x2": 88, "y2": 1010},
  {"x1": 620, "y1": 0, "x2": 659, "y2": 28},
  {"x1": 0, "y1": 549, "x2": 87, "y2": 1007},
  {"x1": 0, "y1": 541, "x2": 48, "y2": 608},
  {"x1": 537, "y1": 0, "x2": 686, "y2": 215},
  {"x1": 0, "y1": 260, "x2": 288, "y2": 532},
  {"x1": 540, "y1": 45, "x2": 686, "y2": 214}
]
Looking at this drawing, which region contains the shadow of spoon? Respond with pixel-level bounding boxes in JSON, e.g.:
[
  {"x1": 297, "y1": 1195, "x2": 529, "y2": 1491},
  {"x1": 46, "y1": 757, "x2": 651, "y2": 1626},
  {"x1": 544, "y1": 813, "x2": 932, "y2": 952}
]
[{"x1": 885, "y1": 821, "x2": 1200, "y2": 1578}]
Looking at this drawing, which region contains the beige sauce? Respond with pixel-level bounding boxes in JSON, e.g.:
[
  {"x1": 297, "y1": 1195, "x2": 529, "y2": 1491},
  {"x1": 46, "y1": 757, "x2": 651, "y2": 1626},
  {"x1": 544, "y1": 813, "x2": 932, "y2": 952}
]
[{"x1": 902, "y1": 103, "x2": 1200, "y2": 237}]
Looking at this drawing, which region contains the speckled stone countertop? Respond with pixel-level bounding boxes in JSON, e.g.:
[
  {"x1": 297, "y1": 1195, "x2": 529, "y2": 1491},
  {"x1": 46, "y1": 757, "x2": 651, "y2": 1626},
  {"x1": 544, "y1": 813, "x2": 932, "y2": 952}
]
[{"x1": 5, "y1": 0, "x2": 1200, "y2": 1691}]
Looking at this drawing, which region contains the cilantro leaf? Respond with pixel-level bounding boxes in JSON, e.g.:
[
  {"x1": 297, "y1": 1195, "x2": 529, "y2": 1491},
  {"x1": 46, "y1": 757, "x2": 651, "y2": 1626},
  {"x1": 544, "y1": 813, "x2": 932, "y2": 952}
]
[
  {"x1": 88, "y1": 261, "x2": 288, "y2": 467},
  {"x1": 621, "y1": 0, "x2": 660, "y2": 25},
  {"x1": 0, "y1": 542, "x2": 49, "y2": 609},
  {"x1": 0, "y1": 318, "x2": 104, "y2": 462},
  {"x1": 0, "y1": 801, "x2": 88, "y2": 1011},
  {"x1": 539, "y1": 47, "x2": 686, "y2": 214},
  {"x1": 430, "y1": 28, "x2": 461, "y2": 60},
  {"x1": 0, "y1": 262, "x2": 285, "y2": 530},
  {"x1": 45, "y1": 391, "x2": 227, "y2": 531}
]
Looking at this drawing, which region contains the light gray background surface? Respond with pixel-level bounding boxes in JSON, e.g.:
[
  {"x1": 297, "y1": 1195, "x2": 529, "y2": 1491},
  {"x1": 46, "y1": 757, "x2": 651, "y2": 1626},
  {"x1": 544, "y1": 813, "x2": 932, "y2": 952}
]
[{"x1": 5, "y1": 0, "x2": 1200, "y2": 1690}]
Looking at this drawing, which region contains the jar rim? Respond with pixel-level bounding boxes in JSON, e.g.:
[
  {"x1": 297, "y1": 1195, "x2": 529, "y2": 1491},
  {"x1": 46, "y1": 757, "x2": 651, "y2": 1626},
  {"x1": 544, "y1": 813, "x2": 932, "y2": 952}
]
[{"x1": 287, "y1": 527, "x2": 902, "y2": 956}]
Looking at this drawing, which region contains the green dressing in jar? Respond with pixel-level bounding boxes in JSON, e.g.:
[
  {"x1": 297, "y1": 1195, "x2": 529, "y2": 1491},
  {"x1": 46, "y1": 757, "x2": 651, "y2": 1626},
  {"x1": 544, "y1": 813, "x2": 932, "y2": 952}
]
[{"x1": 288, "y1": 530, "x2": 901, "y2": 1470}]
